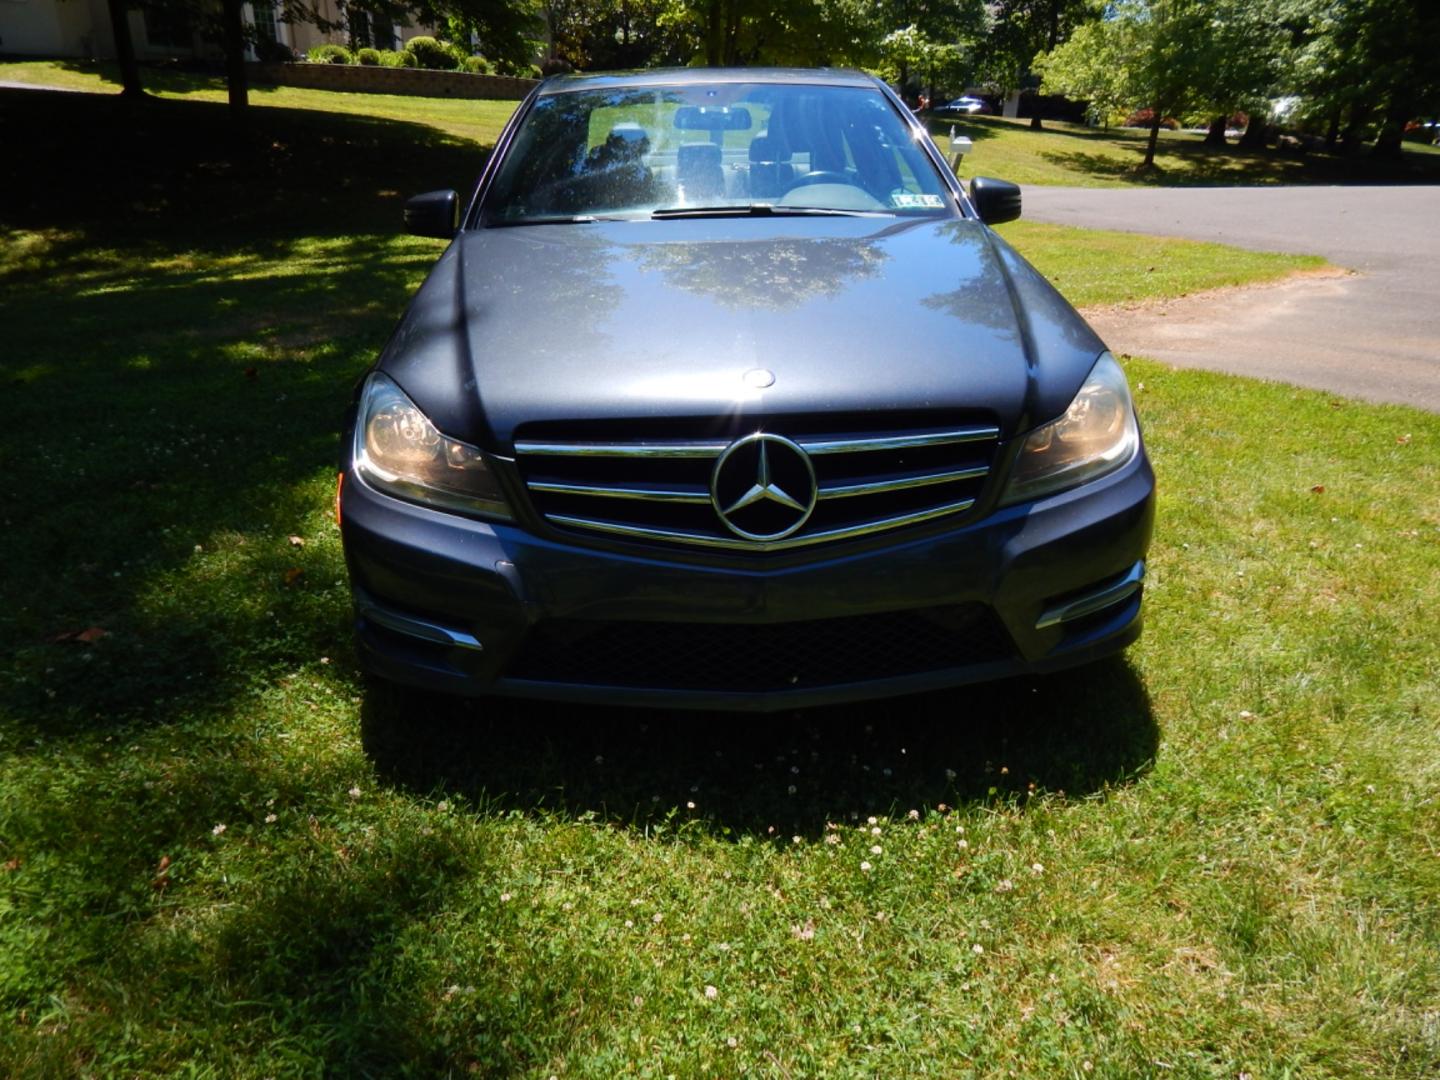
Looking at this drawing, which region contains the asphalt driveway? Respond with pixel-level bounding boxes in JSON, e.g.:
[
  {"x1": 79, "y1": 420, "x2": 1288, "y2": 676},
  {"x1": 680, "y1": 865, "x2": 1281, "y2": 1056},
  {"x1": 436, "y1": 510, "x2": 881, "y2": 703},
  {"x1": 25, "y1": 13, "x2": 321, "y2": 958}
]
[{"x1": 1022, "y1": 186, "x2": 1440, "y2": 412}]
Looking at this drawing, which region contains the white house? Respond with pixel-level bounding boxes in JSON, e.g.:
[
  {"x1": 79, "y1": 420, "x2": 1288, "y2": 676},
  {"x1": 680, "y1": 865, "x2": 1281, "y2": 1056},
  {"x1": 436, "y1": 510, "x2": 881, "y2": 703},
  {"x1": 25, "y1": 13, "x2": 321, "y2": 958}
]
[{"x1": 0, "y1": 0, "x2": 430, "y2": 62}]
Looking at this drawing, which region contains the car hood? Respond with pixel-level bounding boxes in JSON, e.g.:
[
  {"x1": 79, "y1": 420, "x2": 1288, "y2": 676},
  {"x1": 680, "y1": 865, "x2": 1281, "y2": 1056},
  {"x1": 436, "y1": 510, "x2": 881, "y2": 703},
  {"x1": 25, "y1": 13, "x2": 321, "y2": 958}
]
[{"x1": 380, "y1": 215, "x2": 1106, "y2": 451}]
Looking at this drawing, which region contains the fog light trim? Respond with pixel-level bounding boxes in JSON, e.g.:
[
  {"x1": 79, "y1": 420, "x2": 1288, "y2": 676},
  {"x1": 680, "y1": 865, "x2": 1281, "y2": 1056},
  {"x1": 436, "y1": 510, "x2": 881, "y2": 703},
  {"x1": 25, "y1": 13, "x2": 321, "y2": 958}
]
[
  {"x1": 355, "y1": 590, "x2": 484, "y2": 652},
  {"x1": 1035, "y1": 561, "x2": 1145, "y2": 631}
]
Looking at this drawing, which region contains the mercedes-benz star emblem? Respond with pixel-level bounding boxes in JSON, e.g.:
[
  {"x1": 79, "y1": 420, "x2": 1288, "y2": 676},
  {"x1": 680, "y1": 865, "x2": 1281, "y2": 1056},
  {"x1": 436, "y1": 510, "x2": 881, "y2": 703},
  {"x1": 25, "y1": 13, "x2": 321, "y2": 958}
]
[{"x1": 710, "y1": 433, "x2": 818, "y2": 541}]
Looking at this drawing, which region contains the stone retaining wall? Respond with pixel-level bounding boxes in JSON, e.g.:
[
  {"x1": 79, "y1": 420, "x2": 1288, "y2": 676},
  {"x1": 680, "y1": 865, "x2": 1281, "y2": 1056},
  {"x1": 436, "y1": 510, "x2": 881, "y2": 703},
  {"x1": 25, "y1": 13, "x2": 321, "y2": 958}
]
[{"x1": 248, "y1": 62, "x2": 537, "y2": 101}]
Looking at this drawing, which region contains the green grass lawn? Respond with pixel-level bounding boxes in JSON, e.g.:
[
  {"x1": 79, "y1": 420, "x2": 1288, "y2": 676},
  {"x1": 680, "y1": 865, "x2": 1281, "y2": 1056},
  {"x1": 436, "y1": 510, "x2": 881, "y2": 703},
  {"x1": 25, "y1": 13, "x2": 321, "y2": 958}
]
[
  {"x1": 2, "y1": 87, "x2": 1438, "y2": 1078},
  {"x1": 996, "y1": 221, "x2": 1327, "y2": 307},
  {"x1": 931, "y1": 113, "x2": 1440, "y2": 188},
  {"x1": 7, "y1": 57, "x2": 1440, "y2": 189},
  {"x1": 0, "y1": 58, "x2": 520, "y2": 146}
]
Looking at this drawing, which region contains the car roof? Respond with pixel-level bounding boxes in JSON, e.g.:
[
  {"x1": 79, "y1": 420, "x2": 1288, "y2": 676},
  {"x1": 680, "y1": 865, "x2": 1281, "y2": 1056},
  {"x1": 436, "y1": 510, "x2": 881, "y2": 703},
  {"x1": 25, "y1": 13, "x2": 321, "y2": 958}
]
[{"x1": 539, "y1": 67, "x2": 881, "y2": 96}]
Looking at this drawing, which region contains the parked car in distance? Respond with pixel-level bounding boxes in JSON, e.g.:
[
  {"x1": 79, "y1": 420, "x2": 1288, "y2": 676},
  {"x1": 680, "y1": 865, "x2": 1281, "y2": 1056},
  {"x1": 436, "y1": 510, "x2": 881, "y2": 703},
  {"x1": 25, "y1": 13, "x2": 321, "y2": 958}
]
[
  {"x1": 1404, "y1": 119, "x2": 1440, "y2": 145},
  {"x1": 341, "y1": 67, "x2": 1154, "y2": 711},
  {"x1": 933, "y1": 96, "x2": 990, "y2": 116}
]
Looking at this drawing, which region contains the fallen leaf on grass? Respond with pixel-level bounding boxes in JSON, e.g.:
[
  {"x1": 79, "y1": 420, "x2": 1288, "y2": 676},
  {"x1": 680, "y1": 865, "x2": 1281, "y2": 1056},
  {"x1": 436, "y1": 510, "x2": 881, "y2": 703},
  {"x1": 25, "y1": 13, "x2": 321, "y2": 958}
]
[
  {"x1": 48, "y1": 626, "x2": 109, "y2": 644},
  {"x1": 152, "y1": 854, "x2": 171, "y2": 889},
  {"x1": 3, "y1": 858, "x2": 20, "y2": 872},
  {"x1": 243, "y1": 367, "x2": 259, "y2": 381},
  {"x1": 1310, "y1": 485, "x2": 1326, "y2": 494},
  {"x1": 283, "y1": 568, "x2": 304, "y2": 586},
  {"x1": 1396, "y1": 434, "x2": 1411, "y2": 444},
  {"x1": 287, "y1": 535, "x2": 306, "y2": 548}
]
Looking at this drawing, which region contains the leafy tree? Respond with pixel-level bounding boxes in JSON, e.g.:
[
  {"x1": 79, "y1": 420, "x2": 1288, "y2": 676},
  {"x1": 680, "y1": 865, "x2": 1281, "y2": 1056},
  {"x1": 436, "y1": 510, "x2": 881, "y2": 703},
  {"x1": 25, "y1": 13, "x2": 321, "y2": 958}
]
[
  {"x1": 983, "y1": 0, "x2": 1101, "y2": 127},
  {"x1": 541, "y1": 0, "x2": 694, "y2": 70},
  {"x1": 1288, "y1": 0, "x2": 1440, "y2": 158},
  {"x1": 1030, "y1": 16, "x2": 1129, "y2": 124},
  {"x1": 876, "y1": 23, "x2": 975, "y2": 99},
  {"x1": 435, "y1": 0, "x2": 545, "y2": 70},
  {"x1": 1037, "y1": 0, "x2": 1213, "y2": 167},
  {"x1": 1187, "y1": 0, "x2": 1287, "y2": 145}
]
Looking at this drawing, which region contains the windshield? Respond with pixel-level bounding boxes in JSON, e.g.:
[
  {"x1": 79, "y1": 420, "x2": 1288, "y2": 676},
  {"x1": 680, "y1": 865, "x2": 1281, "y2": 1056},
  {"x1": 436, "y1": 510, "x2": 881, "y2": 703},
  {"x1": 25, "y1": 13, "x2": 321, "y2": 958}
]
[{"x1": 482, "y1": 82, "x2": 955, "y2": 224}]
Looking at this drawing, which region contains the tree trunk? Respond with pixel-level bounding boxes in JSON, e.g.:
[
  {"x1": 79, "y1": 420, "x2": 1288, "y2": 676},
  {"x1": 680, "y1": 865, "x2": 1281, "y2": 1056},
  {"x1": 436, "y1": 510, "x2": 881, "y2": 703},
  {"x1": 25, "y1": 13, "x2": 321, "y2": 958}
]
[
  {"x1": 722, "y1": 0, "x2": 739, "y2": 66},
  {"x1": 104, "y1": 0, "x2": 143, "y2": 98},
  {"x1": 1144, "y1": 115, "x2": 1161, "y2": 167},
  {"x1": 1239, "y1": 111, "x2": 1267, "y2": 149},
  {"x1": 1371, "y1": 95, "x2": 1411, "y2": 160},
  {"x1": 1324, "y1": 109, "x2": 1341, "y2": 152},
  {"x1": 1204, "y1": 115, "x2": 1227, "y2": 146},
  {"x1": 221, "y1": 0, "x2": 249, "y2": 118},
  {"x1": 704, "y1": 0, "x2": 721, "y2": 66},
  {"x1": 1340, "y1": 102, "x2": 1368, "y2": 156},
  {"x1": 1029, "y1": 0, "x2": 1062, "y2": 131}
]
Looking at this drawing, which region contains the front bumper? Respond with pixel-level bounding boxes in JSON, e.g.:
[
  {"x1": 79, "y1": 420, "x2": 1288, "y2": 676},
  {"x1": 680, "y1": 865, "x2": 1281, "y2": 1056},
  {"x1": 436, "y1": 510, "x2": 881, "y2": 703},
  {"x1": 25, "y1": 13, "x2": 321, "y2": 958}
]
[{"x1": 339, "y1": 450, "x2": 1154, "y2": 712}]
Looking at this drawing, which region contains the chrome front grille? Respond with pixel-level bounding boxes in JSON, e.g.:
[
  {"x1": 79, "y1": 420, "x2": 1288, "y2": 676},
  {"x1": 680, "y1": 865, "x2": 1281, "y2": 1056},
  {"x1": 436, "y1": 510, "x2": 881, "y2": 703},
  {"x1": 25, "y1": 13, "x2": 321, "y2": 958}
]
[{"x1": 513, "y1": 417, "x2": 1001, "y2": 552}]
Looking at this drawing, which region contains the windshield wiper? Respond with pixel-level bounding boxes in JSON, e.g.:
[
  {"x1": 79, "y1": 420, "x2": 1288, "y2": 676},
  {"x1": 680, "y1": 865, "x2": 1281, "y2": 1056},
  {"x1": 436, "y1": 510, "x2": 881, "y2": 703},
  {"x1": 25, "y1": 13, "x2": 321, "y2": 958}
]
[
  {"x1": 651, "y1": 204, "x2": 891, "y2": 220},
  {"x1": 490, "y1": 214, "x2": 632, "y2": 227}
]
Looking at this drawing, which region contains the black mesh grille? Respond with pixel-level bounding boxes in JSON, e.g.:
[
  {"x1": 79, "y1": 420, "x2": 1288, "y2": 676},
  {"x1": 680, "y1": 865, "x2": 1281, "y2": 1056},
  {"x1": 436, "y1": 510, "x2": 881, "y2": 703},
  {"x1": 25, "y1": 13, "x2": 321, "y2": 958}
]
[{"x1": 506, "y1": 604, "x2": 1014, "y2": 692}]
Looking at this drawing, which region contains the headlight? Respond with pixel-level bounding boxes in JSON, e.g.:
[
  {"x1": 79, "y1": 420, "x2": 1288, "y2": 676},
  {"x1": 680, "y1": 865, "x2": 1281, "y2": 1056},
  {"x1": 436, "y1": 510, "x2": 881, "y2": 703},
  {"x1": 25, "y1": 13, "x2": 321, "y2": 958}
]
[
  {"x1": 1001, "y1": 353, "x2": 1139, "y2": 505},
  {"x1": 353, "y1": 372, "x2": 511, "y2": 519}
]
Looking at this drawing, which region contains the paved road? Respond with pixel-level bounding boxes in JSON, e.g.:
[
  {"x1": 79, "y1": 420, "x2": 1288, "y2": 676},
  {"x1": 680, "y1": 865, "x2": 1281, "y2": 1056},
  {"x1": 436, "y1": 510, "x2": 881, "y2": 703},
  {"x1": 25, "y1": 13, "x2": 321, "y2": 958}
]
[
  {"x1": 1022, "y1": 186, "x2": 1440, "y2": 411},
  {"x1": 0, "y1": 80, "x2": 88, "y2": 92}
]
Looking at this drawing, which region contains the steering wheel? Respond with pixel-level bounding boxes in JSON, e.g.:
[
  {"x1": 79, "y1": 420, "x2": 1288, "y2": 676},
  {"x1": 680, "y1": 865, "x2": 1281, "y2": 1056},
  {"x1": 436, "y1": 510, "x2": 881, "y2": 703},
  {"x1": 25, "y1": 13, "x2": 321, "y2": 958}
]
[{"x1": 784, "y1": 170, "x2": 854, "y2": 192}]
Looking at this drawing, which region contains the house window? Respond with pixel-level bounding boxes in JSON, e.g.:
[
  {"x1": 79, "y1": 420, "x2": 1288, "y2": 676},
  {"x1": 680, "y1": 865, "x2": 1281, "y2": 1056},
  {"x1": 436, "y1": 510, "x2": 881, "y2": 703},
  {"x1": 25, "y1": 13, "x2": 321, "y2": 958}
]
[
  {"x1": 143, "y1": 8, "x2": 193, "y2": 50},
  {"x1": 252, "y1": 1, "x2": 279, "y2": 45},
  {"x1": 374, "y1": 16, "x2": 397, "y2": 49},
  {"x1": 349, "y1": 9, "x2": 372, "y2": 48}
]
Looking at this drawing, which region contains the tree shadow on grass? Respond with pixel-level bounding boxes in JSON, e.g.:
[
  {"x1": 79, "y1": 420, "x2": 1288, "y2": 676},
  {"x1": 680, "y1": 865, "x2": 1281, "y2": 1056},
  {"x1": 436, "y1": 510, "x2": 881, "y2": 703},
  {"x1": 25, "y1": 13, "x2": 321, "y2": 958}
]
[
  {"x1": 0, "y1": 89, "x2": 484, "y2": 732},
  {"x1": 0, "y1": 85, "x2": 1155, "y2": 1076},
  {"x1": 1039, "y1": 141, "x2": 1440, "y2": 187},
  {"x1": 0, "y1": 87, "x2": 484, "y2": 245},
  {"x1": 361, "y1": 657, "x2": 1158, "y2": 839},
  {"x1": 43, "y1": 57, "x2": 287, "y2": 98}
]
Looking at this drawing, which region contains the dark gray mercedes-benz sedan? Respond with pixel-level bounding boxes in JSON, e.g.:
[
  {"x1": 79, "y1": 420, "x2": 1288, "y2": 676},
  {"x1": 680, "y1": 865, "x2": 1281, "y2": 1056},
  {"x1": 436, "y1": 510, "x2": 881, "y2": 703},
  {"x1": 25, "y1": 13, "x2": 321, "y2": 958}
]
[{"x1": 339, "y1": 68, "x2": 1154, "y2": 711}]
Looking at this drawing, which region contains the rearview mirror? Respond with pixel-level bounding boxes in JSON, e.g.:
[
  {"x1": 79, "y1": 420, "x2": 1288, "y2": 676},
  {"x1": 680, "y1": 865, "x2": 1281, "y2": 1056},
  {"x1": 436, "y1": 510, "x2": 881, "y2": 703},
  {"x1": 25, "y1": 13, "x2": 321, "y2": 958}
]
[
  {"x1": 674, "y1": 105, "x2": 753, "y2": 131},
  {"x1": 403, "y1": 189, "x2": 459, "y2": 238},
  {"x1": 970, "y1": 177, "x2": 1021, "y2": 225}
]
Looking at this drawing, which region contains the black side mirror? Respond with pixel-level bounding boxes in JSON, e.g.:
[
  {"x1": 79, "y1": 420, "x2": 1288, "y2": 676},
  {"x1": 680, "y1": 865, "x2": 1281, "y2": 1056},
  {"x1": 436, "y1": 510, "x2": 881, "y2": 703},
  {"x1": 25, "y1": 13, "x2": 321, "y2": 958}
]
[
  {"x1": 970, "y1": 177, "x2": 1021, "y2": 225},
  {"x1": 403, "y1": 190, "x2": 459, "y2": 238}
]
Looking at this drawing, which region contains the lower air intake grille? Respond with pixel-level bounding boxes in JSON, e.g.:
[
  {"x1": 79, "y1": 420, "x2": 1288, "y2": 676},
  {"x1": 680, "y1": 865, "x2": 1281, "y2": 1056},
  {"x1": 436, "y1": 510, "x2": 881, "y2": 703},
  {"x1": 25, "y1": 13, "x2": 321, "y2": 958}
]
[{"x1": 506, "y1": 604, "x2": 1014, "y2": 692}]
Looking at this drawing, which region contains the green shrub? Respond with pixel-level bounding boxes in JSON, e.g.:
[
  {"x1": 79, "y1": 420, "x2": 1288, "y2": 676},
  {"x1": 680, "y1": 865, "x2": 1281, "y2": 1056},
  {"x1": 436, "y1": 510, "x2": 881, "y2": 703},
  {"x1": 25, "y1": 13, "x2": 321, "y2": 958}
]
[
  {"x1": 254, "y1": 39, "x2": 294, "y2": 63},
  {"x1": 306, "y1": 44, "x2": 353, "y2": 65},
  {"x1": 461, "y1": 55, "x2": 494, "y2": 75},
  {"x1": 405, "y1": 36, "x2": 459, "y2": 70},
  {"x1": 378, "y1": 49, "x2": 418, "y2": 68},
  {"x1": 496, "y1": 58, "x2": 543, "y2": 78},
  {"x1": 355, "y1": 47, "x2": 381, "y2": 66}
]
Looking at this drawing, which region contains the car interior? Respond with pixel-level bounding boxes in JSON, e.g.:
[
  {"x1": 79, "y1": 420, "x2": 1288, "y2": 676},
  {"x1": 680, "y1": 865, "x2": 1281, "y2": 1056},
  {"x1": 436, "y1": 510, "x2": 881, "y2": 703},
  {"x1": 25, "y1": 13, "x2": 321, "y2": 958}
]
[{"x1": 484, "y1": 85, "x2": 951, "y2": 221}]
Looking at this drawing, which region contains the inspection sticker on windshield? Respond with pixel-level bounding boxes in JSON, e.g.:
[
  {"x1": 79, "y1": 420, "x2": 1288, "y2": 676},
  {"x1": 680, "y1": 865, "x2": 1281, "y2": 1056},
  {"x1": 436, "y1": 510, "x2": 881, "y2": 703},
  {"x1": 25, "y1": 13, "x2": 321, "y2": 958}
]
[{"x1": 891, "y1": 193, "x2": 945, "y2": 209}]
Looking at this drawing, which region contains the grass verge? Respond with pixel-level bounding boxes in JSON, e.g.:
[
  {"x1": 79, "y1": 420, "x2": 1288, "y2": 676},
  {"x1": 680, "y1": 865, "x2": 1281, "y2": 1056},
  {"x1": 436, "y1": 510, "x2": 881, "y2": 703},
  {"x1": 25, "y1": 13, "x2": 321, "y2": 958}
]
[
  {"x1": 930, "y1": 113, "x2": 1440, "y2": 187},
  {"x1": 995, "y1": 221, "x2": 1328, "y2": 308},
  {"x1": 2, "y1": 87, "x2": 1436, "y2": 1078}
]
